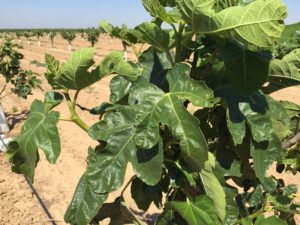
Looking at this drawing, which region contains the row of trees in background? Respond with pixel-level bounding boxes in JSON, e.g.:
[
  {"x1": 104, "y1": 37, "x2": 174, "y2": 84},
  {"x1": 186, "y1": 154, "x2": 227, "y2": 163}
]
[
  {"x1": 0, "y1": 38, "x2": 42, "y2": 100},
  {"x1": 0, "y1": 28, "x2": 103, "y2": 51}
]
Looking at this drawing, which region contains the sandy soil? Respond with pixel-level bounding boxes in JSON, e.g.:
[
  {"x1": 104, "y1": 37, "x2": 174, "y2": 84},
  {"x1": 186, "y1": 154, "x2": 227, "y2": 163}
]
[{"x1": 0, "y1": 36, "x2": 300, "y2": 225}]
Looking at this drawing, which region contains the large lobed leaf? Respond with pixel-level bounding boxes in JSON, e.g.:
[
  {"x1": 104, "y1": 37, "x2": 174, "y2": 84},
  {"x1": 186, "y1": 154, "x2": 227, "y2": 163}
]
[
  {"x1": 45, "y1": 48, "x2": 140, "y2": 91},
  {"x1": 45, "y1": 54, "x2": 63, "y2": 89},
  {"x1": 251, "y1": 135, "x2": 283, "y2": 187},
  {"x1": 100, "y1": 51, "x2": 141, "y2": 80},
  {"x1": 100, "y1": 21, "x2": 138, "y2": 45},
  {"x1": 64, "y1": 172, "x2": 108, "y2": 225},
  {"x1": 207, "y1": 76, "x2": 288, "y2": 188},
  {"x1": 208, "y1": 75, "x2": 292, "y2": 145},
  {"x1": 67, "y1": 108, "x2": 139, "y2": 225},
  {"x1": 100, "y1": 20, "x2": 119, "y2": 37},
  {"x1": 168, "y1": 196, "x2": 222, "y2": 225},
  {"x1": 200, "y1": 153, "x2": 226, "y2": 221},
  {"x1": 142, "y1": 0, "x2": 177, "y2": 24},
  {"x1": 44, "y1": 91, "x2": 64, "y2": 110},
  {"x1": 58, "y1": 48, "x2": 102, "y2": 90},
  {"x1": 131, "y1": 175, "x2": 169, "y2": 211},
  {"x1": 132, "y1": 22, "x2": 175, "y2": 52},
  {"x1": 217, "y1": 40, "x2": 272, "y2": 95},
  {"x1": 137, "y1": 46, "x2": 173, "y2": 91},
  {"x1": 90, "y1": 197, "x2": 147, "y2": 225},
  {"x1": 207, "y1": 77, "x2": 273, "y2": 145},
  {"x1": 109, "y1": 47, "x2": 173, "y2": 103},
  {"x1": 177, "y1": 0, "x2": 287, "y2": 48},
  {"x1": 87, "y1": 107, "x2": 137, "y2": 194},
  {"x1": 129, "y1": 63, "x2": 215, "y2": 171},
  {"x1": 65, "y1": 105, "x2": 165, "y2": 224},
  {"x1": 109, "y1": 75, "x2": 133, "y2": 103},
  {"x1": 266, "y1": 48, "x2": 300, "y2": 93},
  {"x1": 87, "y1": 106, "x2": 164, "y2": 194},
  {"x1": 7, "y1": 100, "x2": 60, "y2": 182},
  {"x1": 225, "y1": 92, "x2": 290, "y2": 148}
]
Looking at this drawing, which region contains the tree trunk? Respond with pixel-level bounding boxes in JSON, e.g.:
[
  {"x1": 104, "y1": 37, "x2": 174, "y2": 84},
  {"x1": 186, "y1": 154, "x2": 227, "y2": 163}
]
[{"x1": 68, "y1": 43, "x2": 72, "y2": 51}]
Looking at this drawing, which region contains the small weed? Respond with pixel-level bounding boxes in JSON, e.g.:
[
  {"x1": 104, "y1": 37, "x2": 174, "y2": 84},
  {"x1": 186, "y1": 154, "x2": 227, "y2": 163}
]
[{"x1": 30, "y1": 60, "x2": 46, "y2": 67}]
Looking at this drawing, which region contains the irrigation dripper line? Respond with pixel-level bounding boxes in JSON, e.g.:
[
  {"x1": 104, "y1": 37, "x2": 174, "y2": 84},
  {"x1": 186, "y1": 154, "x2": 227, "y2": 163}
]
[
  {"x1": 24, "y1": 176, "x2": 58, "y2": 225},
  {"x1": 0, "y1": 135, "x2": 58, "y2": 225}
]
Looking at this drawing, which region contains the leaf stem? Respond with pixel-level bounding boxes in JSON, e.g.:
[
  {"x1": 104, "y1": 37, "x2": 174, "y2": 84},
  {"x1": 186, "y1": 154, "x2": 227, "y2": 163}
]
[
  {"x1": 171, "y1": 189, "x2": 178, "y2": 201},
  {"x1": 63, "y1": 91, "x2": 89, "y2": 132},
  {"x1": 171, "y1": 24, "x2": 178, "y2": 35},
  {"x1": 165, "y1": 159, "x2": 181, "y2": 169},
  {"x1": 235, "y1": 199, "x2": 271, "y2": 224},
  {"x1": 121, "y1": 175, "x2": 136, "y2": 197},
  {"x1": 59, "y1": 116, "x2": 73, "y2": 122},
  {"x1": 74, "y1": 90, "x2": 80, "y2": 104},
  {"x1": 166, "y1": 50, "x2": 175, "y2": 66},
  {"x1": 175, "y1": 22, "x2": 185, "y2": 63}
]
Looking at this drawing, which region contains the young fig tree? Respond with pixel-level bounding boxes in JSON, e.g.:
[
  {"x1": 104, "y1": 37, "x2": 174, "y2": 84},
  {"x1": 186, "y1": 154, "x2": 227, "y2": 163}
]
[
  {"x1": 61, "y1": 31, "x2": 76, "y2": 51},
  {"x1": 0, "y1": 39, "x2": 42, "y2": 98},
  {"x1": 6, "y1": 1, "x2": 300, "y2": 225},
  {"x1": 0, "y1": 39, "x2": 42, "y2": 132},
  {"x1": 49, "y1": 31, "x2": 57, "y2": 48},
  {"x1": 15, "y1": 31, "x2": 22, "y2": 44},
  {"x1": 0, "y1": 38, "x2": 23, "y2": 83},
  {"x1": 87, "y1": 29, "x2": 100, "y2": 47},
  {"x1": 78, "y1": 29, "x2": 86, "y2": 41},
  {"x1": 34, "y1": 30, "x2": 43, "y2": 47},
  {"x1": 23, "y1": 32, "x2": 32, "y2": 47}
]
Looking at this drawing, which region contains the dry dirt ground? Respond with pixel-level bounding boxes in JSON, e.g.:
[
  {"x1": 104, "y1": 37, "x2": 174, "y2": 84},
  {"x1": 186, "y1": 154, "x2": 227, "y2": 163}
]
[{"x1": 0, "y1": 36, "x2": 300, "y2": 225}]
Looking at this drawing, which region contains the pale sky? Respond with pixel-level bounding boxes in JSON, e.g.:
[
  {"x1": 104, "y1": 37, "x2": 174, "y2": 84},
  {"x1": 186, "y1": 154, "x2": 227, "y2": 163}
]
[{"x1": 0, "y1": 0, "x2": 298, "y2": 29}]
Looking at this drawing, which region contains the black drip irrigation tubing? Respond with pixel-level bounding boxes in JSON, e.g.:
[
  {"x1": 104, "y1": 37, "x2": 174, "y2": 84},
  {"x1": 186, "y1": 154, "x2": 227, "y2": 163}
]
[
  {"x1": 0, "y1": 135, "x2": 57, "y2": 225},
  {"x1": 24, "y1": 176, "x2": 58, "y2": 225}
]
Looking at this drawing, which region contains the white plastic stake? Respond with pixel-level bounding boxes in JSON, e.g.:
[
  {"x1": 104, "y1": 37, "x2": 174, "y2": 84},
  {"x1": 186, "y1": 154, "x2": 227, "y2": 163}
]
[
  {"x1": 0, "y1": 103, "x2": 9, "y2": 134},
  {"x1": 124, "y1": 50, "x2": 128, "y2": 61}
]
